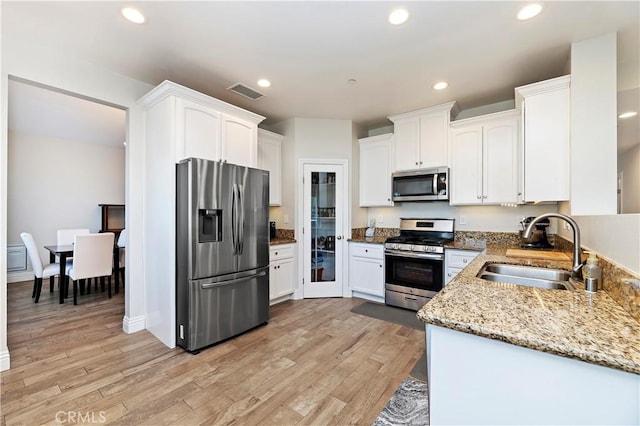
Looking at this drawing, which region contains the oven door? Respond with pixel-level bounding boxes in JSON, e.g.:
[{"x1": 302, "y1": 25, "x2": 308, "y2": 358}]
[{"x1": 385, "y1": 250, "x2": 444, "y2": 310}]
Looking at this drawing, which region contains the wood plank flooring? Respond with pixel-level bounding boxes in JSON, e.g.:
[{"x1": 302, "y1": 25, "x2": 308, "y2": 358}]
[{"x1": 1, "y1": 279, "x2": 425, "y2": 425}]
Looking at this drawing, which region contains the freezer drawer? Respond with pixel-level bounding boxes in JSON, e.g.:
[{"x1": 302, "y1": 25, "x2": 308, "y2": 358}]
[{"x1": 177, "y1": 267, "x2": 269, "y2": 352}]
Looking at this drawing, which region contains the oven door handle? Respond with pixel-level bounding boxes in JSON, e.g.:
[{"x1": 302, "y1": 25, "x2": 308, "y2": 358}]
[{"x1": 385, "y1": 250, "x2": 444, "y2": 260}]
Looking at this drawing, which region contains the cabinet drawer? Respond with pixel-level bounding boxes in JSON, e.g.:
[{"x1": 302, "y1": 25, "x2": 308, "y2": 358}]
[
  {"x1": 350, "y1": 243, "x2": 384, "y2": 259},
  {"x1": 447, "y1": 251, "x2": 479, "y2": 268},
  {"x1": 270, "y1": 244, "x2": 294, "y2": 261}
]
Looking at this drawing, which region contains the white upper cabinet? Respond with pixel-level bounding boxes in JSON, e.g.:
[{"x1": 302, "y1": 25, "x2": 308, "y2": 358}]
[
  {"x1": 257, "y1": 128, "x2": 283, "y2": 206},
  {"x1": 176, "y1": 98, "x2": 222, "y2": 161},
  {"x1": 222, "y1": 114, "x2": 257, "y2": 167},
  {"x1": 358, "y1": 133, "x2": 394, "y2": 207},
  {"x1": 139, "y1": 80, "x2": 265, "y2": 167},
  {"x1": 450, "y1": 111, "x2": 520, "y2": 205},
  {"x1": 515, "y1": 75, "x2": 570, "y2": 202},
  {"x1": 389, "y1": 102, "x2": 459, "y2": 171}
]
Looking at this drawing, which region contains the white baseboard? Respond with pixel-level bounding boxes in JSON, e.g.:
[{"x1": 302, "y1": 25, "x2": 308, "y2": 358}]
[
  {"x1": 269, "y1": 293, "x2": 293, "y2": 306},
  {"x1": 0, "y1": 347, "x2": 10, "y2": 371},
  {"x1": 7, "y1": 271, "x2": 33, "y2": 284},
  {"x1": 122, "y1": 315, "x2": 146, "y2": 334},
  {"x1": 351, "y1": 291, "x2": 384, "y2": 304}
]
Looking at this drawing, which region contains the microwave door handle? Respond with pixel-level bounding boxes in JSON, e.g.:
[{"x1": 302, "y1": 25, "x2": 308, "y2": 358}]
[{"x1": 433, "y1": 174, "x2": 438, "y2": 196}]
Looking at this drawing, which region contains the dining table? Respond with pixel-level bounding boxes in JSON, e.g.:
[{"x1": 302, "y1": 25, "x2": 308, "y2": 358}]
[
  {"x1": 44, "y1": 244, "x2": 73, "y2": 304},
  {"x1": 44, "y1": 243, "x2": 122, "y2": 304}
]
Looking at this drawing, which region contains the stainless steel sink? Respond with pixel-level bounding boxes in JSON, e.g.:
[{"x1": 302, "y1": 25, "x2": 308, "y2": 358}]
[{"x1": 477, "y1": 263, "x2": 575, "y2": 290}]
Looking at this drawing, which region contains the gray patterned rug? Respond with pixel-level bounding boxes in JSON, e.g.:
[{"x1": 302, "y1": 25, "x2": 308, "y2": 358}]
[{"x1": 373, "y1": 377, "x2": 429, "y2": 426}]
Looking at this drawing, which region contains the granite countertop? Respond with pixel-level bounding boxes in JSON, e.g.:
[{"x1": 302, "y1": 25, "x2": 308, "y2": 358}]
[
  {"x1": 418, "y1": 244, "x2": 640, "y2": 375},
  {"x1": 348, "y1": 236, "x2": 387, "y2": 244},
  {"x1": 269, "y1": 238, "x2": 296, "y2": 245}
]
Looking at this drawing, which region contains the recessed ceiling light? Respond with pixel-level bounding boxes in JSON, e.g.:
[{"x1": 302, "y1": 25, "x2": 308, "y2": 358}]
[
  {"x1": 121, "y1": 7, "x2": 146, "y2": 24},
  {"x1": 389, "y1": 8, "x2": 409, "y2": 25},
  {"x1": 257, "y1": 79, "x2": 271, "y2": 88},
  {"x1": 433, "y1": 81, "x2": 448, "y2": 90},
  {"x1": 347, "y1": 79, "x2": 357, "y2": 85},
  {"x1": 517, "y1": 3, "x2": 544, "y2": 20},
  {"x1": 618, "y1": 111, "x2": 638, "y2": 119}
]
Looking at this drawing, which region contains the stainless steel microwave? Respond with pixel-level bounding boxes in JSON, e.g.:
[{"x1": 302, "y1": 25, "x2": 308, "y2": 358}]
[{"x1": 392, "y1": 167, "x2": 449, "y2": 202}]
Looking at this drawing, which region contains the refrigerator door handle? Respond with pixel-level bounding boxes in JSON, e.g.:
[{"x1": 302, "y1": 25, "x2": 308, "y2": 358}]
[
  {"x1": 231, "y1": 183, "x2": 238, "y2": 255},
  {"x1": 238, "y1": 184, "x2": 245, "y2": 255},
  {"x1": 200, "y1": 270, "x2": 268, "y2": 289}
]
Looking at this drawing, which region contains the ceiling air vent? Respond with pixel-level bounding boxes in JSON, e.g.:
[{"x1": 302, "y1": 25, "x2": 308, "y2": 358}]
[{"x1": 227, "y1": 83, "x2": 264, "y2": 101}]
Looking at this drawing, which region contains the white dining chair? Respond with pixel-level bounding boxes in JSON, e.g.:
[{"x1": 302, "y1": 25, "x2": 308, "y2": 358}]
[
  {"x1": 20, "y1": 232, "x2": 62, "y2": 303},
  {"x1": 65, "y1": 233, "x2": 115, "y2": 305},
  {"x1": 117, "y1": 229, "x2": 127, "y2": 289},
  {"x1": 56, "y1": 228, "x2": 90, "y2": 292},
  {"x1": 57, "y1": 228, "x2": 90, "y2": 246}
]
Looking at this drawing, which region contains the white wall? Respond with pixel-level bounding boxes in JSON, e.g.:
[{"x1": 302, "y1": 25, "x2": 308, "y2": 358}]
[
  {"x1": 7, "y1": 130, "x2": 125, "y2": 263},
  {"x1": 368, "y1": 203, "x2": 559, "y2": 233},
  {"x1": 268, "y1": 117, "x2": 366, "y2": 230},
  {"x1": 618, "y1": 144, "x2": 640, "y2": 214},
  {"x1": 570, "y1": 33, "x2": 618, "y2": 215},
  {"x1": 1, "y1": 35, "x2": 154, "y2": 371}
]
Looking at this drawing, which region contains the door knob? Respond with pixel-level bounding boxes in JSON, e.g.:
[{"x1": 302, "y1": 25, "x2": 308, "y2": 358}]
[{"x1": 336, "y1": 236, "x2": 342, "y2": 240}]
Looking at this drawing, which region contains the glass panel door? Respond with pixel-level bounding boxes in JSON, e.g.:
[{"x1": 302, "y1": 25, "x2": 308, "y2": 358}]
[
  {"x1": 303, "y1": 163, "x2": 344, "y2": 298},
  {"x1": 311, "y1": 171, "x2": 336, "y2": 283}
]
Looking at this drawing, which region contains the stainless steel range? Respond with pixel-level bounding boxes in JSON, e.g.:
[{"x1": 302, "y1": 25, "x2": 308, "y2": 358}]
[{"x1": 384, "y1": 218, "x2": 455, "y2": 311}]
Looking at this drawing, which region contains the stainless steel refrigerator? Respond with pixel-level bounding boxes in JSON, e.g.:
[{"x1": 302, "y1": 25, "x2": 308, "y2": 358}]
[{"x1": 176, "y1": 158, "x2": 270, "y2": 352}]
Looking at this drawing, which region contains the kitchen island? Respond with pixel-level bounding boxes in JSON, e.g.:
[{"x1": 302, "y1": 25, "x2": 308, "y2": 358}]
[{"x1": 418, "y1": 245, "x2": 640, "y2": 425}]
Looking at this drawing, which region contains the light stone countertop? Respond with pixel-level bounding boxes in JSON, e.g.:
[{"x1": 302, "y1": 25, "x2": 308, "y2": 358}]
[
  {"x1": 417, "y1": 245, "x2": 640, "y2": 375},
  {"x1": 269, "y1": 238, "x2": 296, "y2": 246},
  {"x1": 348, "y1": 236, "x2": 388, "y2": 244}
]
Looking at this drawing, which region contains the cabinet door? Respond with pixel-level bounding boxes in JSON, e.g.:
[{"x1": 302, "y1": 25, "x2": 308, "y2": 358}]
[
  {"x1": 483, "y1": 119, "x2": 519, "y2": 204},
  {"x1": 258, "y1": 130, "x2": 283, "y2": 206},
  {"x1": 420, "y1": 111, "x2": 449, "y2": 168},
  {"x1": 359, "y1": 134, "x2": 394, "y2": 206},
  {"x1": 221, "y1": 115, "x2": 256, "y2": 167},
  {"x1": 523, "y1": 87, "x2": 570, "y2": 201},
  {"x1": 394, "y1": 118, "x2": 420, "y2": 171},
  {"x1": 450, "y1": 126, "x2": 483, "y2": 204},
  {"x1": 350, "y1": 256, "x2": 384, "y2": 297},
  {"x1": 274, "y1": 256, "x2": 295, "y2": 298},
  {"x1": 176, "y1": 98, "x2": 221, "y2": 162}
]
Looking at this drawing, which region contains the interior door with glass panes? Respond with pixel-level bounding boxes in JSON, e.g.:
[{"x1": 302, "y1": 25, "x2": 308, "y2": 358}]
[{"x1": 302, "y1": 163, "x2": 345, "y2": 298}]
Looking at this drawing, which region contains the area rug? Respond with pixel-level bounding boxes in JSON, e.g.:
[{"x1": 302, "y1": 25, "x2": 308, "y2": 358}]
[
  {"x1": 373, "y1": 377, "x2": 429, "y2": 426},
  {"x1": 351, "y1": 301, "x2": 423, "y2": 330}
]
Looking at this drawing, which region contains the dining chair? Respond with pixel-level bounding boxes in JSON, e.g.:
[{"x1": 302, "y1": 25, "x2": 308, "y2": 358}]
[
  {"x1": 117, "y1": 229, "x2": 127, "y2": 289},
  {"x1": 65, "y1": 233, "x2": 115, "y2": 305},
  {"x1": 20, "y1": 232, "x2": 62, "y2": 303},
  {"x1": 55, "y1": 228, "x2": 90, "y2": 292}
]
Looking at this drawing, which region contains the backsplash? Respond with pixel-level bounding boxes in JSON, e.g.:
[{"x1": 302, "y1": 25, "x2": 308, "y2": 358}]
[
  {"x1": 351, "y1": 227, "x2": 400, "y2": 239},
  {"x1": 275, "y1": 228, "x2": 295, "y2": 240}
]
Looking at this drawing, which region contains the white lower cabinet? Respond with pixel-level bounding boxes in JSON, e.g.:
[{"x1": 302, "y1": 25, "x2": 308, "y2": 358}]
[
  {"x1": 269, "y1": 244, "x2": 296, "y2": 303},
  {"x1": 444, "y1": 249, "x2": 481, "y2": 284},
  {"x1": 427, "y1": 325, "x2": 640, "y2": 425},
  {"x1": 349, "y1": 242, "x2": 385, "y2": 302}
]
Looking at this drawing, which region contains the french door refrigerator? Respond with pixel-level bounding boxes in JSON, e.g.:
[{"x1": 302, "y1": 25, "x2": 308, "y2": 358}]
[{"x1": 176, "y1": 158, "x2": 270, "y2": 352}]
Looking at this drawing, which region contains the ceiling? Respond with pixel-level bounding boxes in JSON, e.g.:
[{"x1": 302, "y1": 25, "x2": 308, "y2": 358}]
[{"x1": 2, "y1": 1, "x2": 638, "y2": 144}]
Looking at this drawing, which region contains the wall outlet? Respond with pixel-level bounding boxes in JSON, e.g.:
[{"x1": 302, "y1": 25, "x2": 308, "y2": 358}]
[
  {"x1": 459, "y1": 216, "x2": 467, "y2": 225},
  {"x1": 283, "y1": 214, "x2": 289, "y2": 224},
  {"x1": 377, "y1": 215, "x2": 384, "y2": 224}
]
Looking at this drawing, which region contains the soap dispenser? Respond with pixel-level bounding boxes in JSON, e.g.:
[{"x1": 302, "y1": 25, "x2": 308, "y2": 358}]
[{"x1": 582, "y1": 252, "x2": 602, "y2": 293}]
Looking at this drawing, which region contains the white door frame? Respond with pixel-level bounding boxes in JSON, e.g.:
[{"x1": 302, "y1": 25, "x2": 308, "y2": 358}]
[{"x1": 296, "y1": 158, "x2": 351, "y2": 299}]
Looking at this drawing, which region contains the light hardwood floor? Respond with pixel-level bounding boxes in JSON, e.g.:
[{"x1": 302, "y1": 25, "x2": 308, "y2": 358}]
[{"x1": 1, "y1": 279, "x2": 425, "y2": 425}]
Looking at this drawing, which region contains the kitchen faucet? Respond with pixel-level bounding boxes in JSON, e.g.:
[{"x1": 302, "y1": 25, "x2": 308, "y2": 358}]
[{"x1": 523, "y1": 213, "x2": 583, "y2": 280}]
